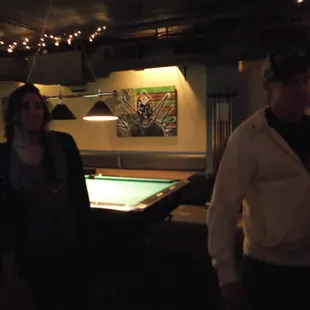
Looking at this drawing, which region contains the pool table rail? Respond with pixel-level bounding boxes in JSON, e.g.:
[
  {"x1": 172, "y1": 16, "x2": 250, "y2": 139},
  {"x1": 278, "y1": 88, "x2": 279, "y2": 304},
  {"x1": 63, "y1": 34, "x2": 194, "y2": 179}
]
[
  {"x1": 89, "y1": 179, "x2": 190, "y2": 213},
  {"x1": 138, "y1": 179, "x2": 189, "y2": 209}
]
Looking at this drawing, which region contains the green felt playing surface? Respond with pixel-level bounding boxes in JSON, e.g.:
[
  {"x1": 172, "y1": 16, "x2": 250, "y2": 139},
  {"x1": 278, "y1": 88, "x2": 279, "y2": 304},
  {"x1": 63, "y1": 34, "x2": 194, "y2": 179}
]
[{"x1": 85, "y1": 176, "x2": 177, "y2": 206}]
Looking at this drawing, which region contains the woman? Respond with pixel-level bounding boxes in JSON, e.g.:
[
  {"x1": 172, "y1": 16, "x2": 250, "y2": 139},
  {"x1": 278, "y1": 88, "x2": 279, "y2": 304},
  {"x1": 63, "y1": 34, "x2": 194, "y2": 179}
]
[{"x1": 0, "y1": 83, "x2": 91, "y2": 310}]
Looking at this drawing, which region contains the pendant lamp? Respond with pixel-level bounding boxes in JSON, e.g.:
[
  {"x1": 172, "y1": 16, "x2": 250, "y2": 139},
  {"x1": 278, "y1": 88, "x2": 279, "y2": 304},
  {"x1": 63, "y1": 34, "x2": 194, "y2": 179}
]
[
  {"x1": 51, "y1": 95, "x2": 76, "y2": 120},
  {"x1": 83, "y1": 98, "x2": 118, "y2": 121}
]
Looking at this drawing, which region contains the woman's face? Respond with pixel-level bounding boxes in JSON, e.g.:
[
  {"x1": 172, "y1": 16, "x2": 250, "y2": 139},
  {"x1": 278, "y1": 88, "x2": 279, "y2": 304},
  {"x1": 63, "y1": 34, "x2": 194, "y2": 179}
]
[{"x1": 18, "y1": 92, "x2": 44, "y2": 133}]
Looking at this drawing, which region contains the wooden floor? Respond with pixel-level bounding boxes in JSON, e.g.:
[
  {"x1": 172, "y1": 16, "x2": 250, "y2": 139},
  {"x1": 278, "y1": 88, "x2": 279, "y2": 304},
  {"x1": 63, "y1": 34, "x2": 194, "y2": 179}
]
[
  {"x1": 0, "y1": 205, "x2": 225, "y2": 310},
  {"x1": 89, "y1": 205, "x2": 221, "y2": 310},
  {"x1": 90, "y1": 221, "x2": 221, "y2": 310}
]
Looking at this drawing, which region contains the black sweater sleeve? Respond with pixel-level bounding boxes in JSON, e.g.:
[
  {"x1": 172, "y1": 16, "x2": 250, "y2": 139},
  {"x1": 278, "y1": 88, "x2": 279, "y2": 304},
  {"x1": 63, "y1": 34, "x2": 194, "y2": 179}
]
[{"x1": 56, "y1": 132, "x2": 91, "y2": 248}]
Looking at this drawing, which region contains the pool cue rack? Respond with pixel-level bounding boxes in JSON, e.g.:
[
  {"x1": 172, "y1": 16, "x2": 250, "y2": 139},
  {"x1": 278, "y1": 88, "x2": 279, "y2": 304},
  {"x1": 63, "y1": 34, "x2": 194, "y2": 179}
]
[{"x1": 209, "y1": 90, "x2": 237, "y2": 173}]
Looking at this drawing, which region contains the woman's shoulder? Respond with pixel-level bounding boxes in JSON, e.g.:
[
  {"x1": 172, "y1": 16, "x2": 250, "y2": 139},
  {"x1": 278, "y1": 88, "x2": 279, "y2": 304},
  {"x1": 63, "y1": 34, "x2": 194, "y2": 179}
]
[
  {"x1": 49, "y1": 130, "x2": 76, "y2": 146},
  {"x1": 0, "y1": 142, "x2": 9, "y2": 153},
  {"x1": 49, "y1": 130, "x2": 73, "y2": 141},
  {"x1": 48, "y1": 131, "x2": 78, "y2": 156}
]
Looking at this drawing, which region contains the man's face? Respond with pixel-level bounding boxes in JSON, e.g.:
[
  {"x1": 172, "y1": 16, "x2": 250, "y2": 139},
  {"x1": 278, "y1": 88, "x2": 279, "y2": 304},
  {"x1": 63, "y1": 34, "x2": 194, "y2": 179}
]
[
  {"x1": 137, "y1": 93, "x2": 152, "y2": 120},
  {"x1": 267, "y1": 71, "x2": 310, "y2": 117},
  {"x1": 18, "y1": 92, "x2": 44, "y2": 132}
]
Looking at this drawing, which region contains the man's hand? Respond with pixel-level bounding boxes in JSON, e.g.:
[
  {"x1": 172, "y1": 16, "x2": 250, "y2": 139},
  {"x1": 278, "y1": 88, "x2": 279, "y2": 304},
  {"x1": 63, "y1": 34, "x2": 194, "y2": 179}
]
[{"x1": 221, "y1": 281, "x2": 249, "y2": 310}]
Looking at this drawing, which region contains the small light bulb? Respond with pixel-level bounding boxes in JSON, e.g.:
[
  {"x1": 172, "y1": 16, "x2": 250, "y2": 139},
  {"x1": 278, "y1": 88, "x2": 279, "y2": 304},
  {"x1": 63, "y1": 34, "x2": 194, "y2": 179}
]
[
  {"x1": 44, "y1": 34, "x2": 48, "y2": 37},
  {"x1": 78, "y1": 31, "x2": 81, "y2": 34},
  {"x1": 55, "y1": 42, "x2": 59, "y2": 46},
  {"x1": 69, "y1": 35, "x2": 73, "y2": 38},
  {"x1": 42, "y1": 43, "x2": 46, "y2": 47},
  {"x1": 25, "y1": 38, "x2": 29, "y2": 42},
  {"x1": 50, "y1": 35, "x2": 54, "y2": 38},
  {"x1": 97, "y1": 27, "x2": 101, "y2": 31},
  {"x1": 67, "y1": 39, "x2": 71, "y2": 45},
  {"x1": 41, "y1": 38, "x2": 44, "y2": 42},
  {"x1": 7, "y1": 48, "x2": 13, "y2": 53},
  {"x1": 74, "y1": 33, "x2": 78, "y2": 36},
  {"x1": 38, "y1": 43, "x2": 41, "y2": 46},
  {"x1": 0, "y1": 41, "x2": 4, "y2": 45},
  {"x1": 13, "y1": 42, "x2": 17, "y2": 45},
  {"x1": 23, "y1": 42, "x2": 27, "y2": 45},
  {"x1": 103, "y1": 26, "x2": 106, "y2": 30},
  {"x1": 91, "y1": 35, "x2": 95, "y2": 38},
  {"x1": 26, "y1": 46, "x2": 30, "y2": 49},
  {"x1": 89, "y1": 38, "x2": 93, "y2": 42}
]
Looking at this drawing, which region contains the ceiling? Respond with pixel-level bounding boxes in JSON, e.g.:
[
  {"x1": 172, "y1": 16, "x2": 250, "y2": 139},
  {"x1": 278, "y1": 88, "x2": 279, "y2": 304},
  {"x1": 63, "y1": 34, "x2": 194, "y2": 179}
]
[
  {"x1": 0, "y1": 0, "x2": 208, "y2": 39},
  {"x1": 0, "y1": 0, "x2": 309, "y2": 60}
]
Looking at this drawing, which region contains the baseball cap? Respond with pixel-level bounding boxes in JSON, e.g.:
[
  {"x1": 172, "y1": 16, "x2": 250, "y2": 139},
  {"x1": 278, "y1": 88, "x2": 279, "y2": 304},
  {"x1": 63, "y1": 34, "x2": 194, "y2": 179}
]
[{"x1": 262, "y1": 46, "x2": 310, "y2": 81}]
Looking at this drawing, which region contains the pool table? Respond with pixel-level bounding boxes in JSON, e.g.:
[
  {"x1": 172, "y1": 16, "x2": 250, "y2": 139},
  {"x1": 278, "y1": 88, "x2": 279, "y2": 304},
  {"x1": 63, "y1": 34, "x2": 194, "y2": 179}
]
[{"x1": 85, "y1": 174, "x2": 189, "y2": 242}]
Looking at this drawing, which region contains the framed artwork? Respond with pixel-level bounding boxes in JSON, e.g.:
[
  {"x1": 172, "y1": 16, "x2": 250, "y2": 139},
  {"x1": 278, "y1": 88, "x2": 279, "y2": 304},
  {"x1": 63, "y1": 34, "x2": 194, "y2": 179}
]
[{"x1": 115, "y1": 86, "x2": 177, "y2": 137}]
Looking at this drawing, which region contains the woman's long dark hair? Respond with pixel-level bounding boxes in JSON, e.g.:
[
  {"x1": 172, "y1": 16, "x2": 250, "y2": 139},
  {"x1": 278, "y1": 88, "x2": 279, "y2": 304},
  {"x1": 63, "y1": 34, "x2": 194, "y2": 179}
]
[
  {"x1": 5, "y1": 83, "x2": 59, "y2": 187},
  {"x1": 5, "y1": 83, "x2": 50, "y2": 142}
]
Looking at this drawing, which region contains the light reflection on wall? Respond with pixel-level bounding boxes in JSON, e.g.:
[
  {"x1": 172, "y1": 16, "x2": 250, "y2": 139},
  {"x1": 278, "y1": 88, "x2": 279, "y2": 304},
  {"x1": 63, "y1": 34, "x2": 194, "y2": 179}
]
[{"x1": 0, "y1": 65, "x2": 207, "y2": 152}]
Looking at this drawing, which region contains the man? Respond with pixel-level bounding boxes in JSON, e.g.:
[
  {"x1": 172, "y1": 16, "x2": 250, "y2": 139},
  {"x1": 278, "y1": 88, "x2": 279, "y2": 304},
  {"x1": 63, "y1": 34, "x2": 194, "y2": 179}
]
[
  {"x1": 0, "y1": 83, "x2": 91, "y2": 310},
  {"x1": 207, "y1": 46, "x2": 310, "y2": 310}
]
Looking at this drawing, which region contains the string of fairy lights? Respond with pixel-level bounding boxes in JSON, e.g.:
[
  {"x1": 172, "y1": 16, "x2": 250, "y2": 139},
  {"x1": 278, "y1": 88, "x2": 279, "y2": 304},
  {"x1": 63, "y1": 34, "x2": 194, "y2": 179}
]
[{"x1": 0, "y1": 25, "x2": 107, "y2": 53}]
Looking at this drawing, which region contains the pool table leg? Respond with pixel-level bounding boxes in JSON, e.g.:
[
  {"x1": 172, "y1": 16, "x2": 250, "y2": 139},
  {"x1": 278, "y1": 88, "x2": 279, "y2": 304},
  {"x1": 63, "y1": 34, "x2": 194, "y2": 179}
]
[
  {"x1": 132, "y1": 222, "x2": 152, "y2": 249},
  {"x1": 164, "y1": 214, "x2": 173, "y2": 222},
  {"x1": 134, "y1": 213, "x2": 174, "y2": 248},
  {"x1": 134, "y1": 237, "x2": 151, "y2": 249}
]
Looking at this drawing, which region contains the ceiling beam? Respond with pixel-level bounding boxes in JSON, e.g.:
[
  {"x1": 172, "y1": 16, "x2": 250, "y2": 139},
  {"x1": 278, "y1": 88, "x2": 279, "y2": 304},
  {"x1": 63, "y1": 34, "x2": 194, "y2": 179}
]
[
  {"x1": 99, "y1": 1, "x2": 302, "y2": 37},
  {"x1": 121, "y1": 0, "x2": 141, "y2": 10}
]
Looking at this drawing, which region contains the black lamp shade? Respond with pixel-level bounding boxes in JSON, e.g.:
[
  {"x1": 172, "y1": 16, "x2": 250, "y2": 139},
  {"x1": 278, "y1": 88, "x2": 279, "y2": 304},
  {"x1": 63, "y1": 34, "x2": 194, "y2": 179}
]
[
  {"x1": 83, "y1": 100, "x2": 118, "y2": 121},
  {"x1": 51, "y1": 103, "x2": 76, "y2": 120}
]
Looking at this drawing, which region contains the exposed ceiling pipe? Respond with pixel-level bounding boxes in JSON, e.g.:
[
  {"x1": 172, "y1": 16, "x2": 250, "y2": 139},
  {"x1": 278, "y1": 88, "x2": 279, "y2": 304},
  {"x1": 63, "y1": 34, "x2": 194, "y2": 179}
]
[
  {"x1": 0, "y1": 17, "x2": 39, "y2": 33},
  {"x1": 221, "y1": 19, "x2": 306, "y2": 37}
]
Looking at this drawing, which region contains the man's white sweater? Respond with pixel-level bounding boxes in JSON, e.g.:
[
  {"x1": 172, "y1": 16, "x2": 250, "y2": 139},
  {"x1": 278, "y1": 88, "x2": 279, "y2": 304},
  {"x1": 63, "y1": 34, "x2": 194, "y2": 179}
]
[{"x1": 207, "y1": 109, "x2": 310, "y2": 286}]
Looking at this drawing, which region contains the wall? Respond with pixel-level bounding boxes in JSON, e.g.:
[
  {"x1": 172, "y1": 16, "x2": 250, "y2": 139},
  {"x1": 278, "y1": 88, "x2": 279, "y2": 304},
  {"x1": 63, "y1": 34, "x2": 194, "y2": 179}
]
[
  {"x1": 0, "y1": 65, "x2": 207, "y2": 152},
  {"x1": 237, "y1": 60, "x2": 267, "y2": 124}
]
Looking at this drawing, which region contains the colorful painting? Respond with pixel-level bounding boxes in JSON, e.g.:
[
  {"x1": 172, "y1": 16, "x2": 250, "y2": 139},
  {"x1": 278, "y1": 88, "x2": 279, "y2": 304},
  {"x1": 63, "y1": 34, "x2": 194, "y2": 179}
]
[{"x1": 115, "y1": 86, "x2": 177, "y2": 137}]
